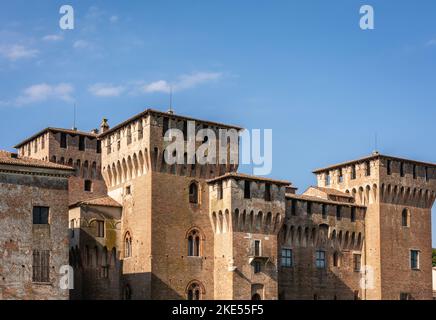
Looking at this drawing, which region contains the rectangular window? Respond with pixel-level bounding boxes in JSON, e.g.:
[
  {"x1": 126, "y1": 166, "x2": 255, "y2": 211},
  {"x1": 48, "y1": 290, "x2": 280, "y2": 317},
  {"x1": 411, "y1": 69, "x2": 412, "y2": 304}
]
[
  {"x1": 60, "y1": 133, "x2": 67, "y2": 148},
  {"x1": 365, "y1": 161, "x2": 371, "y2": 176},
  {"x1": 254, "y1": 240, "x2": 261, "y2": 257},
  {"x1": 315, "y1": 250, "x2": 326, "y2": 269},
  {"x1": 400, "y1": 162, "x2": 405, "y2": 177},
  {"x1": 338, "y1": 169, "x2": 343, "y2": 183},
  {"x1": 400, "y1": 293, "x2": 410, "y2": 300},
  {"x1": 291, "y1": 200, "x2": 297, "y2": 216},
  {"x1": 126, "y1": 185, "x2": 131, "y2": 195},
  {"x1": 353, "y1": 254, "x2": 361, "y2": 272},
  {"x1": 97, "y1": 220, "x2": 105, "y2": 238},
  {"x1": 307, "y1": 202, "x2": 312, "y2": 215},
  {"x1": 244, "y1": 180, "x2": 251, "y2": 199},
  {"x1": 33, "y1": 206, "x2": 49, "y2": 224},
  {"x1": 351, "y1": 165, "x2": 356, "y2": 180},
  {"x1": 264, "y1": 183, "x2": 271, "y2": 201},
  {"x1": 412, "y1": 165, "x2": 417, "y2": 179},
  {"x1": 351, "y1": 207, "x2": 356, "y2": 222},
  {"x1": 325, "y1": 174, "x2": 330, "y2": 186},
  {"x1": 217, "y1": 181, "x2": 223, "y2": 200},
  {"x1": 322, "y1": 204, "x2": 328, "y2": 219},
  {"x1": 410, "y1": 250, "x2": 419, "y2": 269},
  {"x1": 32, "y1": 250, "x2": 50, "y2": 283},
  {"x1": 96, "y1": 140, "x2": 101, "y2": 153},
  {"x1": 84, "y1": 180, "x2": 92, "y2": 192},
  {"x1": 163, "y1": 117, "x2": 169, "y2": 137},
  {"x1": 425, "y1": 167, "x2": 429, "y2": 182},
  {"x1": 281, "y1": 248, "x2": 293, "y2": 267},
  {"x1": 387, "y1": 160, "x2": 392, "y2": 175},
  {"x1": 79, "y1": 136, "x2": 85, "y2": 151},
  {"x1": 253, "y1": 261, "x2": 261, "y2": 274},
  {"x1": 336, "y1": 206, "x2": 342, "y2": 220}
]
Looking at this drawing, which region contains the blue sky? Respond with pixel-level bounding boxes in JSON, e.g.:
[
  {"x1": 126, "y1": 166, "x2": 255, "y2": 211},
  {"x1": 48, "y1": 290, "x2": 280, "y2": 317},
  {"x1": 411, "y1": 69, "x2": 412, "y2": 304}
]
[{"x1": 1, "y1": 1, "x2": 436, "y2": 245}]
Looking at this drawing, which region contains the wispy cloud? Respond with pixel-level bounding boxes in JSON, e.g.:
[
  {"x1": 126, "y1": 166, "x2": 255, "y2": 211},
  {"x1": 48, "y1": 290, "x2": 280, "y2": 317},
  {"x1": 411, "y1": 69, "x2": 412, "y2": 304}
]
[
  {"x1": 0, "y1": 44, "x2": 38, "y2": 61},
  {"x1": 140, "y1": 72, "x2": 223, "y2": 94},
  {"x1": 15, "y1": 83, "x2": 74, "y2": 106},
  {"x1": 109, "y1": 15, "x2": 119, "y2": 23},
  {"x1": 88, "y1": 83, "x2": 125, "y2": 97},
  {"x1": 42, "y1": 34, "x2": 63, "y2": 42},
  {"x1": 73, "y1": 40, "x2": 90, "y2": 49}
]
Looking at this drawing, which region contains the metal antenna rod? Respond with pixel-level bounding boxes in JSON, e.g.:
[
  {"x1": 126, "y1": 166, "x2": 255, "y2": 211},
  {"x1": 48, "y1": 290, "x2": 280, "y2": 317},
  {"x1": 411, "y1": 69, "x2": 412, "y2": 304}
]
[{"x1": 73, "y1": 102, "x2": 77, "y2": 130}]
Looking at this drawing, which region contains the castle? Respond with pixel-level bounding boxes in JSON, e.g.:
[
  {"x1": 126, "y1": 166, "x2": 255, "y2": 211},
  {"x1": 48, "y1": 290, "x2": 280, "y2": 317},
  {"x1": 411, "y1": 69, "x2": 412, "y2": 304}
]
[{"x1": 1, "y1": 108, "x2": 435, "y2": 300}]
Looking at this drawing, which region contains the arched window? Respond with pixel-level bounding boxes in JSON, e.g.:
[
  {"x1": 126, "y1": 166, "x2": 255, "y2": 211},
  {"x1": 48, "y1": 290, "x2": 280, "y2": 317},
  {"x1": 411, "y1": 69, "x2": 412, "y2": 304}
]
[
  {"x1": 333, "y1": 252, "x2": 340, "y2": 267},
  {"x1": 187, "y1": 229, "x2": 201, "y2": 256},
  {"x1": 124, "y1": 232, "x2": 132, "y2": 258},
  {"x1": 189, "y1": 182, "x2": 199, "y2": 204},
  {"x1": 187, "y1": 281, "x2": 202, "y2": 300},
  {"x1": 123, "y1": 285, "x2": 132, "y2": 300},
  {"x1": 402, "y1": 208, "x2": 409, "y2": 227}
]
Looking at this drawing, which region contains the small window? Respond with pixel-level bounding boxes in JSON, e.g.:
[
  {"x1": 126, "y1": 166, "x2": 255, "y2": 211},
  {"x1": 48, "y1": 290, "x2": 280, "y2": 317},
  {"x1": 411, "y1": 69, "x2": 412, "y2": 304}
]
[
  {"x1": 351, "y1": 207, "x2": 356, "y2": 222},
  {"x1": 189, "y1": 182, "x2": 199, "y2": 204},
  {"x1": 353, "y1": 254, "x2": 361, "y2": 272},
  {"x1": 291, "y1": 200, "x2": 297, "y2": 216},
  {"x1": 33, "y1": 206, "x2": 49, "y2": 224},
  {"x1": 60, "y1": 133, "x2": 67, "y2": 148},
  {"x1": 281, "y1": 248, "x2": 293, "y2": 267},
  {"x1": 126, "y1": 186, "x2": 131, "y2": 195},
  {"x1": 96, "y1": 140, "x2": 101, "y2": 153},
  {"x1": 315, "y1": 250, "x2": 326, "y2": 269},
  {"x1": 187, "y1": 282, "x2": 202, "y2": 300},
  {"x1": 425, "y1": 167, "x2": 429, "y2": 182},
  {"x1": 412, "y1": 164, "x2": 417, "y2": 179},
  {"x1": 32, "y1": 250, "x2": 50, "y2": 283},
  {"x1": 187, "y1": 229, "x2": 201, "y2": 257},
  {"x1": 387, "y1": 160, "x2": 392, "y2": 175},
  {"x1": 410, "y1": 250, "x2": 419, "y2": 269},
  {"x1": 351, "y1": 165, "x2": 356, "y2": 180},
  {"x1": 84, "y1": 180, "x2": 92, "y2": 192},
  {"x1": 325, "y1": 174, "x2": 330, "y2": 186},
  {"x1": 307, "y1": 202, "x2": 312, "y2": 215},
  {"x1": 402, "y1": 208, "x2": 409, "y2": 227},
  {"x1": 365, "y1": 161, "x2": 371, "y2": 176},
  {"x1": 336, "y1": 206, "x2": 342, "y2": 220},
  {"x1": 70, "y1": 219, "x2": 75, "y2": 238},
  {"x1": 124, "y1": 232, "x2": 132, "y2": 258},
  {"x1": 79, "y1": 136, "x2": 85, "y2": 151},
  {"x1": 354, "y1": 291, "x2": 360, "y2": 300},
  {"x1": 322, "y1": 204, "x2": 327, "y2": 219},
  {"x1": 400, "y1": 162, "x2": 405, "y2": 177},
  {"x1": 163, "y1": 117, "x2": 169, "y2": 137},
  {"x1": 96, "y1": 220, "x2": 105, "y2": 238},
  {"x1": 244, "y1": 180, "x2": 251, "y2": 199},
  {"x1": 217, "y1": 181, "x2": 223, "y2": 200},
  {"x1": 264, "y1": 183, "x2": 271, "y2": 201},
  {"x1": 253, "y1": 261, "x2": 262, "y2": 273},
  {"x1": 333, "y1": 252, "x2": 340, "y2": 267},
  {"x1": 254, "y1": 240, "x2": 261, "y2": 256},
  {"x1": 338, "y1": 169, "x2": 343, "y2": 183}
]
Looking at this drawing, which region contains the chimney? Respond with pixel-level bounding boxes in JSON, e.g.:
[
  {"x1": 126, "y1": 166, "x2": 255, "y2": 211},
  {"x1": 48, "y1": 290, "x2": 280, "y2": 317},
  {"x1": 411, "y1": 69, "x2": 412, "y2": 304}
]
[
  {"x1": 91, "y1": 128, "x2": 99, "y2": 134},
  {"x1": 100, "y1": 118, "x2": 109, "y2": 133}
]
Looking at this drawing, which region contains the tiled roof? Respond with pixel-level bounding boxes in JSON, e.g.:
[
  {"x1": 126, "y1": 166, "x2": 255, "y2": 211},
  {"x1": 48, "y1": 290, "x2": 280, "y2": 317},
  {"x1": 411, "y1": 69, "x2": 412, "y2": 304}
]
[
  {"x1": 207, "y1": 172, "x2": 292, "y2": 186},
  {"x1": 0, "y1": 150, "x2": 74, "y2": 171},
  {"x1": 70, "y1": 196, "x2": 122, "y2": 208},
  {"x1": 285, "y1": 193, "x2": 366, "y2": 208},
  {"x1": 99, "y1": 108, "x2": 244, "y2": 138},
  {"x1": 312, "y1": 152, "x2": 436, "y2": 173},
  {"x1": 14, "y1": 127, "x2": 98, "y2": 148},
  {"x1": 310, "y1": 186, "x2": 354, "y2": 198}
]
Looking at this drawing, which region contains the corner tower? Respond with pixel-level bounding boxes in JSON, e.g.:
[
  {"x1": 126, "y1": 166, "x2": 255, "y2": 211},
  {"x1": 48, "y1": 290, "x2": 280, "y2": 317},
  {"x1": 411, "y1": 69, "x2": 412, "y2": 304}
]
[{"x1": 313, "y1": 152, "x2": 436, "y2": 299}]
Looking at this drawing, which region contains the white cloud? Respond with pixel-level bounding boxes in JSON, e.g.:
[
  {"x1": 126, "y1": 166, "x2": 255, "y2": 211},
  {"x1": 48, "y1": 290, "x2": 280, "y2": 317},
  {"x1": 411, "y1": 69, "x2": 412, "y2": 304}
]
[
  {"x1": 110, "y1": 15, "x2": 119, "y2": 23},
  {"x1": 0, "y1": 44, "x2": 38, "y2": 61},
  {"x1": 142, "y1": 80, "x2": 171, "y2": 93},
  {"x1": 140, "y1": 72, "x2": 223, "y2": 94},
  {"x1": 16, "y1": 83, "x2": 74, "y2": 105},
  {"x1": 42, "y1": 34, "x2": 63, "y2": 41},
  {"x1": 73, "y1": 40, "x2": 90, "y2": 49},
  {"x1": 426, "y1": 39, "x2": 436, "y2": 46},
  {"x1": 88, "y1": 83, "x2": 125, "y2": 97}
]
